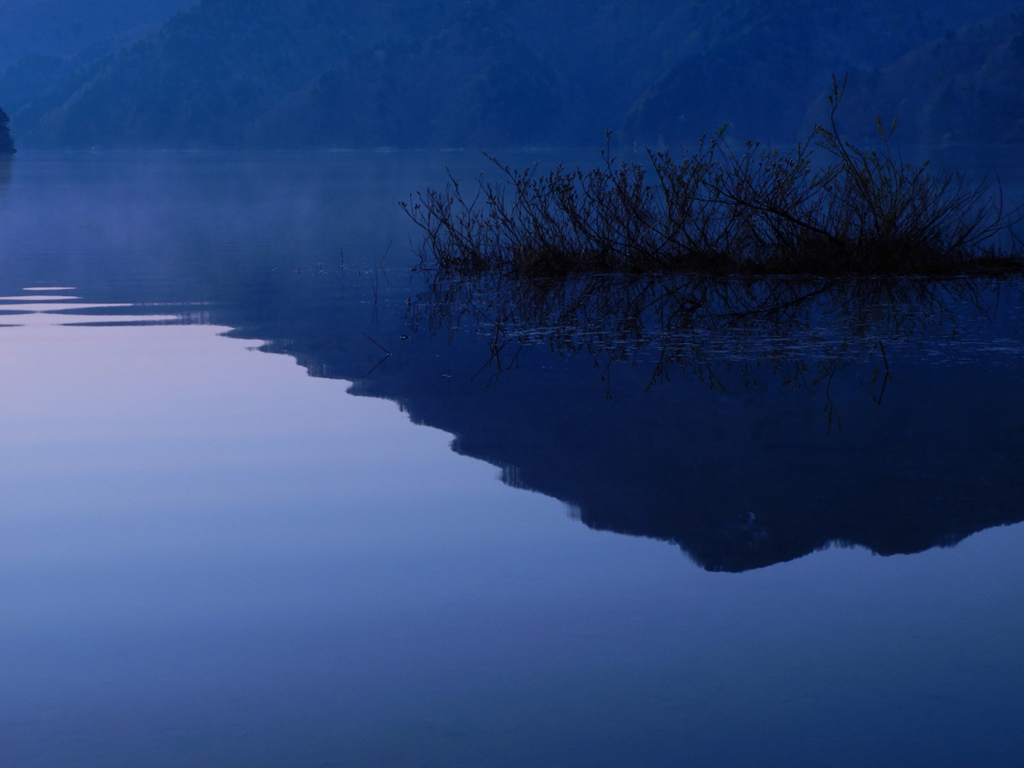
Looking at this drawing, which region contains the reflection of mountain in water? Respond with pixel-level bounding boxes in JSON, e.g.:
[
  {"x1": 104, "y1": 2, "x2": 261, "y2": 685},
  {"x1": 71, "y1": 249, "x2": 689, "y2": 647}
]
[
  {"x1": 210, "y1": 271, "x2": 1024, "y2": 572},
  {"x1": 3, "y1": 149, "x2": 1020, "y2": 572}
]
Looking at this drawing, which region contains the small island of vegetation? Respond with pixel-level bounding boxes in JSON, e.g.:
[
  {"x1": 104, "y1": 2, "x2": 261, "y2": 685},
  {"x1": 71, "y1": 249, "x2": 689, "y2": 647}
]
[{"x1": 405, "y1": 82, "x2": 1023, "y2": 279}]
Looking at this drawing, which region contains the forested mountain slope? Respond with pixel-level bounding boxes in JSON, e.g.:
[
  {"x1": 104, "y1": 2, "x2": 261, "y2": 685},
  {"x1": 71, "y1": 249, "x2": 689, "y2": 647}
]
[
  {"x1": 4, "y1": 0, "x2": 1022, "y2": 149},
  {"x1": 804, "y1": 13, "x2": 1024, "y2": 145},
  {"x1": 0, "y1": 0, "x2": 192, "y2": 67}
]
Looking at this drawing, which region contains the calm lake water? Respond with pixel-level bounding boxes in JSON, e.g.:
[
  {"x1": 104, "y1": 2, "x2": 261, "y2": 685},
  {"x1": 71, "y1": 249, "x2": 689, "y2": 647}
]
[{"x1": 0, "y1": 151, "x2": 1022, "y2": 767}]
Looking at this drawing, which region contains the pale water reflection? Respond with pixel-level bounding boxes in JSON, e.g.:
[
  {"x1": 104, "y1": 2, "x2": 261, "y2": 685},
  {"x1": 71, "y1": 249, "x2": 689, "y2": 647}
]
[
  {"x1": 0, "y1": 154, "x2": 1021, "y2": 766},
  {"x1": 0, "y1": 296, "x2": 1019, "y2": 767}
]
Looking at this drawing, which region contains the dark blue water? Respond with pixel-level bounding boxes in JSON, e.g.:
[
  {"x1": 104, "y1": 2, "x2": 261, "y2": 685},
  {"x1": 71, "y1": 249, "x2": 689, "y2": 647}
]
[{"x1": 0, "y1": 152, "x2": 1021, "y2": 767}]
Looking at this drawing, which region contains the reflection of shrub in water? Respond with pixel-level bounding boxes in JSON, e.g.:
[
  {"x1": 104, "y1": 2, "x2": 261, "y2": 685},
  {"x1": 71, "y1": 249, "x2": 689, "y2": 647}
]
[
  {"x1": 414, "y1": 268, "x2": 1022, "y2": 426},
  {"x1": 404, "y1": 79, "x2": 1023, "y2": 278}
]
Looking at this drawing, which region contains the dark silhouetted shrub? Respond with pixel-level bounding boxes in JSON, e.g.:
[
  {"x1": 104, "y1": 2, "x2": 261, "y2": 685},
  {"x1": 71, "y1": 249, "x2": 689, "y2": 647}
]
[{"x1": 405, "y1": 79, "x2": 1023, "y2": 278}]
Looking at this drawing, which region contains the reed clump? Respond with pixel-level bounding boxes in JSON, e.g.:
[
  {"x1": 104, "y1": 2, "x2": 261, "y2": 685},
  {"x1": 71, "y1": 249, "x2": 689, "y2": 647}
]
[{"x1": 403, "y1": 80, "x2": 1023, "y2": 278}]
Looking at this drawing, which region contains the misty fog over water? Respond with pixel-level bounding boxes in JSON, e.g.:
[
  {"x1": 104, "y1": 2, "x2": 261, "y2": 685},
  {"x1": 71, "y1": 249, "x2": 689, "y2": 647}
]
[{"x1": 1, "y1": 1, "x2": 1024, "y2": 765}]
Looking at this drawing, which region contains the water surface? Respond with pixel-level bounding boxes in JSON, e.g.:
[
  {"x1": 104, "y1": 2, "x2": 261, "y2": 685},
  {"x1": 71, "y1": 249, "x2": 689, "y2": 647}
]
[{"x1": 0, "y1": 152, "x2": 1022, "y2": 767}]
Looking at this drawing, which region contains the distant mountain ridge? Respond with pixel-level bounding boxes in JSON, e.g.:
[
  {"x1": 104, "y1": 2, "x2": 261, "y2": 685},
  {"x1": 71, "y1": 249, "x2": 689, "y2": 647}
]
[{"x1": 2, "y1": 0, "x2": 1023, "y2": 149}]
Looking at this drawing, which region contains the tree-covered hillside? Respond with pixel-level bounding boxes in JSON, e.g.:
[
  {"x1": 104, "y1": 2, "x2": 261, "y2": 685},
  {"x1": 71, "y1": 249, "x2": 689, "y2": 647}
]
[
  {"x1": 623, "y1": 0, "x2": 1024, "y2": 143},
  {"x1": 0, "y1": 0, "x2": 192, "y2": 67},
  {"x1": 4, "y1": 0, "x2": 1023, "y2": 149},
  {"x1": 805, "y1": 13, "x2": 1024, "y2": 145}
]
